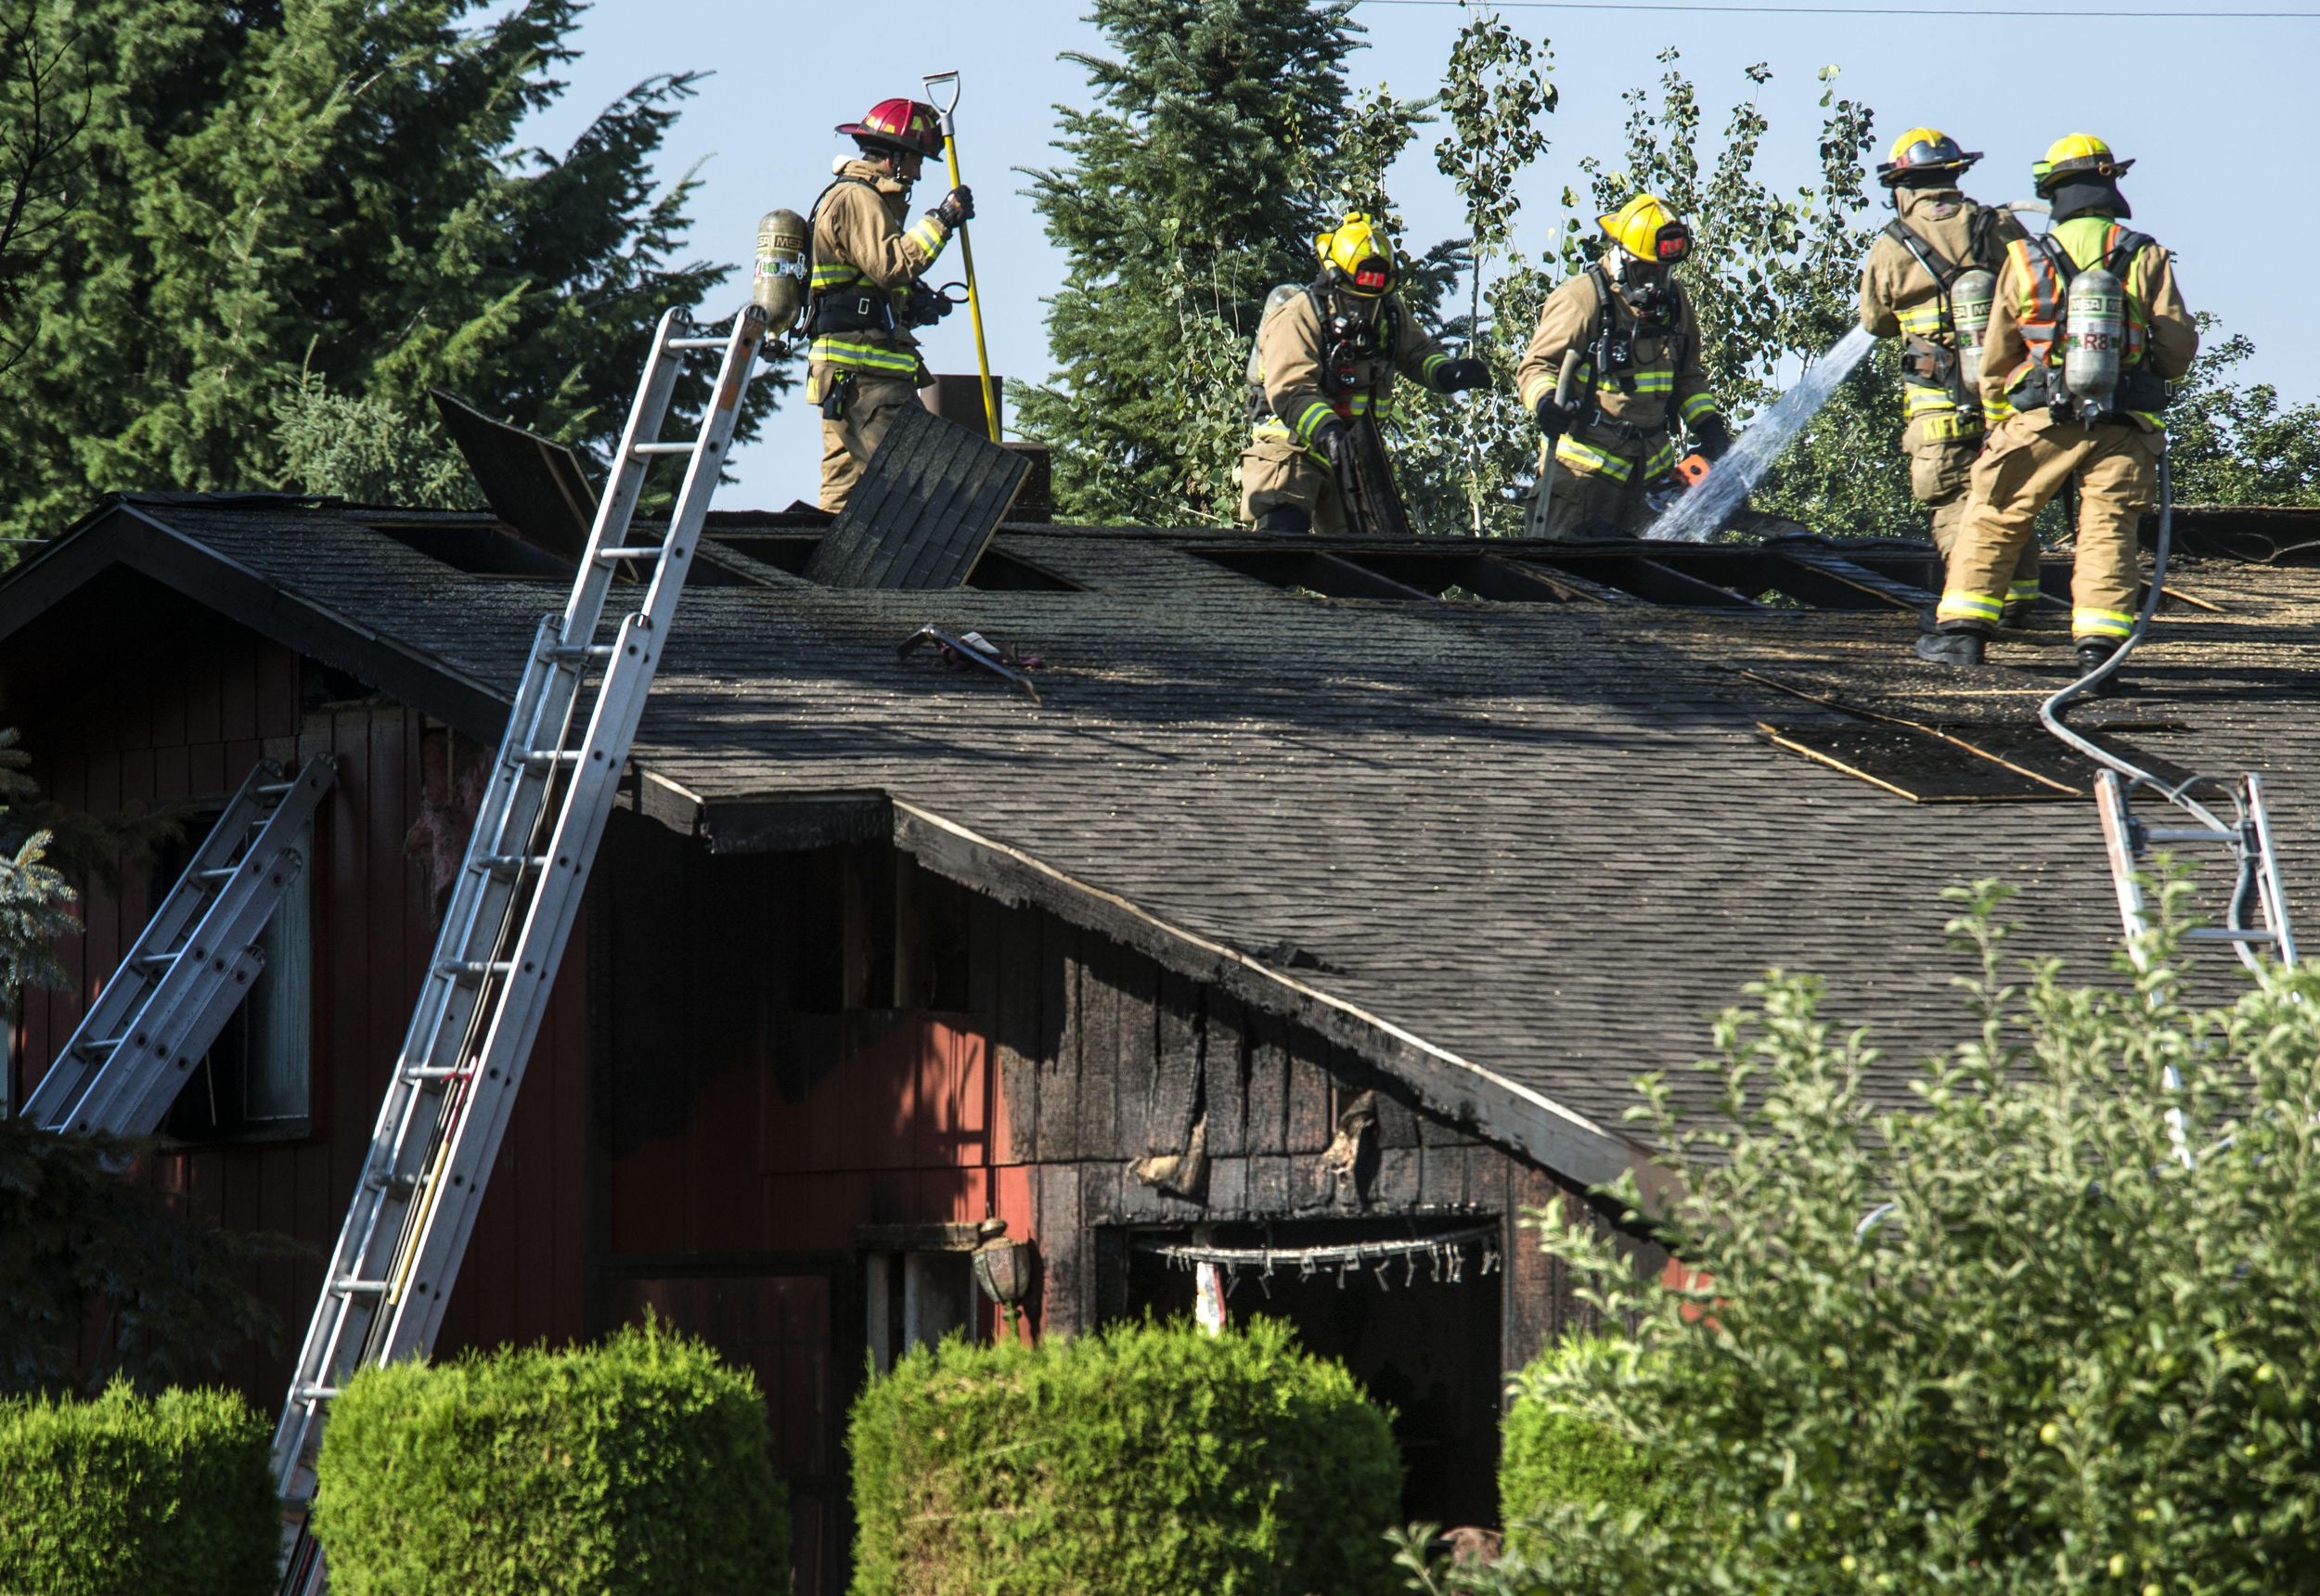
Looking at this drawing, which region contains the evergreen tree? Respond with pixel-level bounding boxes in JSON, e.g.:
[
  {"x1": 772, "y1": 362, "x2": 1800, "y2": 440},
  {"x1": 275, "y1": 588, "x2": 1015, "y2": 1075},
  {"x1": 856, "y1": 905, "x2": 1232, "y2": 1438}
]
[
  {"x1": 0, "y1": 1, "x2": 775, "y2": 545},
  {"x1": 1021, "y1": 0, "x2": 1382, "y2": 525},
  {"x1": 0, "y1": 9, "x2": 86, "y2": 378}
]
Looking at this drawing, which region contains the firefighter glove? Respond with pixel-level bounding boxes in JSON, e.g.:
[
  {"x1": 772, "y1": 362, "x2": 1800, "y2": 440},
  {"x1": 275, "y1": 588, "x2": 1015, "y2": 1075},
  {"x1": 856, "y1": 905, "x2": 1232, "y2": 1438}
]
[
  {"x1": 933, "y1": 187, "x2": 974, "y2": 230},
  {"x1": 1435, "y1": 357, "x2": 1489, "y2": 393},
  {"x1": 1692, "y1": 414, "x2": 1733, "y2": 461},
  {"x1": 900, "y1": 283, "x2": 954, "y2": 327},
  {"x1": 1313, "y1": 418, "x2": 1351, "y2": 471},
  {"x1": 1533, "y1": 393, "x2": 1578, "y2": 435}
]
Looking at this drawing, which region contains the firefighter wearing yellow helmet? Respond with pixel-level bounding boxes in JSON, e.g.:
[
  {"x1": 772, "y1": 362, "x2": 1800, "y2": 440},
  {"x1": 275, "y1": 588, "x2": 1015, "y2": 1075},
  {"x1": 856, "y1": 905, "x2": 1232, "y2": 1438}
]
[
  {"x1": 1859, "y1": 127, "x2": 2036, "y2": 609},
  {"x1": 1514, "y1": 195, "x2": 1728, "y2": 539},
  {"x1": 802, "y1": 97, "x2": 977, "y2": 514},
  {"x1": 1239, "y1": 212, "x2": 1489, "y2": 534},
  {"x1": 1919, "y1": 135, "x2": 2198, "y2": 684}
]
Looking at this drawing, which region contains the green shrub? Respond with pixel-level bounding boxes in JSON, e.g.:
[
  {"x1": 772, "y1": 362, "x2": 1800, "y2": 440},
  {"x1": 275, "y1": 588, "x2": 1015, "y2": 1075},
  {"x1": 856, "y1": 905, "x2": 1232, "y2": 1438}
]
[
  {"x1": 0, "y1": 1381, "x2": 276, "y2": 1595},
  {"x1": 1498, "y1": 1336, "x2": 1656, "y2": 1556},
  {"x1": 1404, "y1": 882, "x2": 2320, "y2": 1594},
  {"x1": 312, "y1": 1320, "x2": 786, "y2": 1595},
  {"x1": 848, "y1": 1316, "x2": 1402, "y2": 1596}
]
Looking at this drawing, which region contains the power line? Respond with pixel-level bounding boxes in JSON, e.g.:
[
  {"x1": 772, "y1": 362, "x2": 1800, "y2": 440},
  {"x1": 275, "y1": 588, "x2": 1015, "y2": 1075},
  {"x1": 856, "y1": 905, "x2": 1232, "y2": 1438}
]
[{"x1": 1350, "y1": 1, "x2": 2316, "y2": 16}]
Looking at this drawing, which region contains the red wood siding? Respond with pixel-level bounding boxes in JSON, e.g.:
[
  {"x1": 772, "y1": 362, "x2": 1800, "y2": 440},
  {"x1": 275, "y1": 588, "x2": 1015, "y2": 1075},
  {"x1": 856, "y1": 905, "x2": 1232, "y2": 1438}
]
[{"x1": 11, "y1": 610, "x2": 586, "y2": 1403}]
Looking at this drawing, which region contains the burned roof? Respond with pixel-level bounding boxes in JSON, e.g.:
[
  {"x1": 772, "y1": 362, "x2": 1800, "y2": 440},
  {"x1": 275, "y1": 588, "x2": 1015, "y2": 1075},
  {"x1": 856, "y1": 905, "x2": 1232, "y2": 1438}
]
[{"x1": 6, "y1": 492, "x2": 2316, "y2": 1187}]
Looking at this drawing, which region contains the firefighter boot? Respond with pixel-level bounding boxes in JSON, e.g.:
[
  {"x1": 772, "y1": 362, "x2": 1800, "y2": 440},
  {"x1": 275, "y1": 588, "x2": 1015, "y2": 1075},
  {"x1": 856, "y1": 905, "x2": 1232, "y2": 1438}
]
[
  {"x1": 1914, "y1": 629, "x2": 1987, "y2": 667},
  {"x1": 2073, "y1": 638, "x2": 2133, "y2": 696}
]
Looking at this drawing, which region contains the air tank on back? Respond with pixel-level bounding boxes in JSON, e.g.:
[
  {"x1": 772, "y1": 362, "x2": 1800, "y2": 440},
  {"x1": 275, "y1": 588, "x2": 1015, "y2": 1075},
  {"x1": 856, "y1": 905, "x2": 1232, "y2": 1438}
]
[
  {"x1": 1247, "y1": 284, "x2": 1307, "y2": 386},
  {"x1": 752, "y1": 209, "x2": 809, "y2": 338},
  {"x1": 2063, "y1": 263, "x2": 2125, "y2": 416},
  {"x1": 1951, "y1": 267, "x2": 1996, "y2": 395}
]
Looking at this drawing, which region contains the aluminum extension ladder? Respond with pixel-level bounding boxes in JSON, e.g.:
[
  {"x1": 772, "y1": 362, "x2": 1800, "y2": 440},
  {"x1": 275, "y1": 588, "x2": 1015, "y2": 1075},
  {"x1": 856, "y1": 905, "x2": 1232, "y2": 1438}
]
[
  {"x1": 22, "y1": 755, "x2": 336, "y2": 1137},
  {"x1": 2094, "y1": 768, "x2": 2300, "y2": 971},
  {"x1": 270, "y1": 304, "x2": 769, "y2": 1593}
]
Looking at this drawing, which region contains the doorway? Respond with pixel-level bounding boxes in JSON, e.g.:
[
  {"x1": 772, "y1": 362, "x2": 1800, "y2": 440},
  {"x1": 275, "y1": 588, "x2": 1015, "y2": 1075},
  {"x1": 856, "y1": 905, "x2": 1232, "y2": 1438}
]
[{"x1": 1123, "y1": 1219, "x2": 1506, "y2": 1530}]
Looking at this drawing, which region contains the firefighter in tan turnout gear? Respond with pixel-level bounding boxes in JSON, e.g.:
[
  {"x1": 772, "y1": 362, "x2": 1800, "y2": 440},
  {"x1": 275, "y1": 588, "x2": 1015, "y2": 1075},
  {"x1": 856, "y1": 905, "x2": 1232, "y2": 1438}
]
[
  {"x1": 1239, "y1": 213, "x2": 1488, "y2": 534},
  {"x1": 803, "y1": 98, "x2": 975, "y2": 513},
  {"x1": 1918, "y1": 135, "x2": 2198, "y2": 682},
  {"x1": 1859, "y1": 128, "x2": 2036, "y2": 611},
  {"x1": 1516, "y1": 195, "x2": 1729, "y2": 540}
]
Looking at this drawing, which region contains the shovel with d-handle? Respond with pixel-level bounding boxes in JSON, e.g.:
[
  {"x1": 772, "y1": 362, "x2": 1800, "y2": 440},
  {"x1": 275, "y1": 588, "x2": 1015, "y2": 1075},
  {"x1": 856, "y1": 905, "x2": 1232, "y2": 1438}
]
[{"x1": 923, "y1": 70, "x2": 1000, "y2": 444}]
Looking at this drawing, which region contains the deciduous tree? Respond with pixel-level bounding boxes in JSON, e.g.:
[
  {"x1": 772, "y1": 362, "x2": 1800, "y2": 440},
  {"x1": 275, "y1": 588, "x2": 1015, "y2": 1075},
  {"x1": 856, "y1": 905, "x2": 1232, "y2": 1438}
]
[{"x1": 1405, "y1": 881, "x2": 2320, "y2": 1593}]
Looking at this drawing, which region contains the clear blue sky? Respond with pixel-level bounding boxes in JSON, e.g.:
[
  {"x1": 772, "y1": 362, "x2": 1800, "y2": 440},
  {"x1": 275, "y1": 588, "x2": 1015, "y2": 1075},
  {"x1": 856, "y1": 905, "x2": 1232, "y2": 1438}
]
[{"x1": 510, "y1": 0, "x2": 2317, "y2": 510}]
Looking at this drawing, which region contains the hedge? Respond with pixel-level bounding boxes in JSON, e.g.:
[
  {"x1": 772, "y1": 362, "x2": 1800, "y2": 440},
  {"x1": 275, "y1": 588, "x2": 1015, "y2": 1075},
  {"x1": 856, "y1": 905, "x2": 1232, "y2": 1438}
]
[
  {"x1": 1499, "y1": 1335, "x2": 1657, "y2": 1557},
  {"x1": 0, "y1": 1381, "x2": 277, "y2": 1595},
  {"x1": 311, "y1": 1320, "x2": 786, "y2": 1595},
  {"x1": 848, "y1": 1317, "x2": 1402, "y2": 1596}
]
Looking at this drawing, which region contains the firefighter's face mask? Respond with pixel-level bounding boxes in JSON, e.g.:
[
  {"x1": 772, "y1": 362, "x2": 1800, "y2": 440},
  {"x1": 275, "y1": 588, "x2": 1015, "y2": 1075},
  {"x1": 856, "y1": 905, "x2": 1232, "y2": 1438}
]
[{"x1": 1612, "y1": 251, "x2": 1672, "y2": 315}]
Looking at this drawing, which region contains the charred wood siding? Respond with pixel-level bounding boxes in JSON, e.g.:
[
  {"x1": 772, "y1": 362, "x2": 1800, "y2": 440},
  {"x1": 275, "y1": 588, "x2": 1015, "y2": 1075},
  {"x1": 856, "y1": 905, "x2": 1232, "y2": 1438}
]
[
  {"x1": 8, "y1": 606, "x2": 587, "y2": 1402},
  {"x1": 592, "y1": 826, "x2": 1629, "y2": 1380}
]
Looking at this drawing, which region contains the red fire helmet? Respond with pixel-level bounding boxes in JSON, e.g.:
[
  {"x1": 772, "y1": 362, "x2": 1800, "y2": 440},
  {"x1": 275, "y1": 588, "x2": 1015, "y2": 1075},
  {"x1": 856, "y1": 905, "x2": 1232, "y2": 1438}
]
[{"x1": 836, "y1": 98, "x2": 944, "y2": 159}]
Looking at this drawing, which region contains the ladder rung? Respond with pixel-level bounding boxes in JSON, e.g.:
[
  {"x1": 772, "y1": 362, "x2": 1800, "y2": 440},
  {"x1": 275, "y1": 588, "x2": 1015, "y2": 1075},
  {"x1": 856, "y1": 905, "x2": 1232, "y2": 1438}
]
[
  {"x1": 665, "y1": 336, "x2": 726, "y2": 350},
  {"x1": 595, "y1": 546, "x2": 665, "y2": 561},
  {"x1": 135, "y1": 951, "x2": 182, "y2": 971},
  {"x1": 2185, "y1": 927, "x2": 2280, "y2": 945},
  {"x1": 294, "y1": 1384, "x2": 341, "y2": 1405},
  {"x1": 402, "y1": 1065, "x2": 465, "y2": 1083},
  {"x1": 83, "y1": 1035, "x2": 128, "y2": 1054},
  {"x1": 2146, "y1": 827, "x2": 2234, "y2": 844},
  {"x1": 518, "y1": 749, "x2": 583, "y2": 767},
  {"x1": 477, "y1": 853, "x2": 549, "y2": 875},
  {"x1": 198, "y1": 866, "x2": 238, "y2": 882},
  {"x1": 256, "y1": 780, "x2": 297, "y2": 796},
  {"x1": 331, "y1": 1278, "x2": 391, "y2": 1297},
  {"x1": 442, "y1": 959, "x2": 514, "y2": 980},
  {"x1": 627, "y1": 442, "x2": 696, "y2": 457},
  {"x1": 546, "y1": 644, "x2": 617, "y2": 662},
  {"x1": 364, "y1": 1169, "x2": 419, "y2": 1195}
]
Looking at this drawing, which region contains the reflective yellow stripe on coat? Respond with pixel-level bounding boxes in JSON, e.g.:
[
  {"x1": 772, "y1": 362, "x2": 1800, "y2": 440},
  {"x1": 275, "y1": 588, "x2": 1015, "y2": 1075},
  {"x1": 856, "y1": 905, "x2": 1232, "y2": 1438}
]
[{"x1": 807, "y1": 338, "x2": 921, "y2": 376}]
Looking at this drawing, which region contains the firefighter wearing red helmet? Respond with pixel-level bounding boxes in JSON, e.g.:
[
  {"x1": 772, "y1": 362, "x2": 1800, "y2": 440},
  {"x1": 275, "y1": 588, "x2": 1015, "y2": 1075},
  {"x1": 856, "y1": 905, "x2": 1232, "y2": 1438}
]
[{"x1": 804, "y1": 97, "x2": 976, "y2": 512}]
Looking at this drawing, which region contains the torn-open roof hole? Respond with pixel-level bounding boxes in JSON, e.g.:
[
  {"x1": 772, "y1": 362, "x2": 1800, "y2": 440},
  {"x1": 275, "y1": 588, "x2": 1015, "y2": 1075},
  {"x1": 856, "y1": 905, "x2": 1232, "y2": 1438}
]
[
  {"x1": 698, "y1": 532, "x2": 1081, "y2": 591},
  {"x1": 1189, "y1": 536, "x2": 1959, "y2": 611},
  {"x1": 361, "y1": 517, "x2": 575, "y2": 579}
]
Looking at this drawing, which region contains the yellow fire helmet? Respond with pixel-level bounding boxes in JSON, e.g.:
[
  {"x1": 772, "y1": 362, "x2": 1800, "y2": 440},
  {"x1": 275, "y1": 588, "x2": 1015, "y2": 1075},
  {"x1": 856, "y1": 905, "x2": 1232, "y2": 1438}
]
[
  {"x1": 1875, "y1": 126, "x2": 1981, "y2": 187},
  {"x1": 1600, "y1": 194, "x2": 1693, "y2": 266},
  {"x1": 1316, "y1": 212, "x2": 1398, "y2": 296},
  {"x1": 2032, "y1": 133, "x2": 2133, "y2": 196}
]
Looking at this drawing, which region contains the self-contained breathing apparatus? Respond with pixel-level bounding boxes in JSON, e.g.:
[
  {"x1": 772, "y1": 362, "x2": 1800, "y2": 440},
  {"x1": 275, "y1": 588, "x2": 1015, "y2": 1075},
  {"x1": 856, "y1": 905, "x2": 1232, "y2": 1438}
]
[
  {"x1": 2005, "y1": 228, "x2": 2171, "y2": 425},
  {"x1": 785, "y1": 174, "x2": 963, "y2": 420},
  {"x1": 1244, "y1": 283, "x2": 1405, "y2": 424},
  {"x1": 1519, "y1": 261, "x2": 1698, "y2": 534},
  {"x1": 1880, "y1": 207, "x2": 2004, "y2": 422},
  {"x1": 1244, "y1": 282, "x2": 1414, "y2": 536}
]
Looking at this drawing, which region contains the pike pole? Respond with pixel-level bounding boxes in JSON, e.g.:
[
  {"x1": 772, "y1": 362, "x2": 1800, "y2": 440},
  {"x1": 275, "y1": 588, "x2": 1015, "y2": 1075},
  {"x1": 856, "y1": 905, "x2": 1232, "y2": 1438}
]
[{"x1": 923, "y1": 69, "x2": 1001, "y2": 444}]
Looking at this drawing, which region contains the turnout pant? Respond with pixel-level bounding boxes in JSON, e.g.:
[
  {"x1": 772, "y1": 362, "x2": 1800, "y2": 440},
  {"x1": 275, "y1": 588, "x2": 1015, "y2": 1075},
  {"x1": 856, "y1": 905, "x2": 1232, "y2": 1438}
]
[
  {"x1": 1538, "y1": 455, "x2": 1651, "y2": 540},
  {"x1": 1909, "y1": 420, "x2": 2037, "y2": 608},
  {"x1": 811, "y1": 365, "x2": 922, "y2": 515},
  {"x1": 1939, "y1": 411, "x2": 2159, "y2": 642},
  {"x1": 1239, "y1": 437, "x2": 1347, "y2": 534}
]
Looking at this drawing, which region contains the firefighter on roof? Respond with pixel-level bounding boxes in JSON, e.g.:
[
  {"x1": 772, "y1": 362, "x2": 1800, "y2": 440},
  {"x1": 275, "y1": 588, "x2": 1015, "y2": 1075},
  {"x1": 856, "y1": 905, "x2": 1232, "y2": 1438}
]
[
  {"x1": 1239, "y1": 212, "x2": 1488, "y2": 534},
  {"x1": 803, "y1": 98, "x2": 975, "y2": 514},
  {"x1": 1859, "y1": 128, "x2": 2036, "y2": 610},
  {"x1": 1918, "y1": 135, "x2": 2198, "y2": 681},
  {"x1": 1516, "y1": 195, "x2": 1728, "y2": 540}
]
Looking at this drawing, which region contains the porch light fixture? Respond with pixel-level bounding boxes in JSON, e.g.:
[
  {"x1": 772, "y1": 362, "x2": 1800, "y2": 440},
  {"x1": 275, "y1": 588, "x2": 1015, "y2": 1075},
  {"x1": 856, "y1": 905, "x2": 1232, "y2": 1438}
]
[{"x1": 971, "y1": 1218, "x2": 1036, "y2": 1323}]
